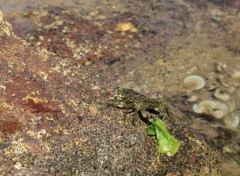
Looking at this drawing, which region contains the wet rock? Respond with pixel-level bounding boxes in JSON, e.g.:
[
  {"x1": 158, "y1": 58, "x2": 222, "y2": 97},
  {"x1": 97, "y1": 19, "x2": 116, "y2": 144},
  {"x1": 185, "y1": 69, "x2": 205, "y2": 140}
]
[{"x1": 0, "y1": 11, "x2": 221, "y2": 175}]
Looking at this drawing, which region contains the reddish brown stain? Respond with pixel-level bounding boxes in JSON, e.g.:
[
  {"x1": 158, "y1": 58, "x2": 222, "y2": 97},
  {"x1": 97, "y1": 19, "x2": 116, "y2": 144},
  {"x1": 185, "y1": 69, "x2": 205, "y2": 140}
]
[
  {"x1": 24, "y1": 99, "x2": 61, "y2": 113},
  {"x1": 0, "y1": 120, "x2": 21, "y2": 134}
]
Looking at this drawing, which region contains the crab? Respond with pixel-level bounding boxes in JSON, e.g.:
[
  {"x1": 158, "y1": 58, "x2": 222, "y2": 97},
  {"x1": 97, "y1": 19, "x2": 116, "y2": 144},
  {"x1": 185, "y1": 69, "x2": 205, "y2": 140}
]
[{"x1": 109, "y1": 88, "x2": 173, "y2": 125}]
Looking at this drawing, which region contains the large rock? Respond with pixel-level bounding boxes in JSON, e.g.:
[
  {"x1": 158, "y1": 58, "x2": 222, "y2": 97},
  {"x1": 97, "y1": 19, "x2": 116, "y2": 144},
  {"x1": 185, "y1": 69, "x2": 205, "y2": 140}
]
[{"x1": 0, "y1": 11, "x2": 221, "y2": 175}]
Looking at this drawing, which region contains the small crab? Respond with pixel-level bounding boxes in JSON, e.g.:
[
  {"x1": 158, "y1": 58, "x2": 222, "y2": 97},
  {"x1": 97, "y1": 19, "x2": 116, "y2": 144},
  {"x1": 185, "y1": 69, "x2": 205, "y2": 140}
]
[{"x1": 109, "y1": 88, "x2": 173, "y2": 124}]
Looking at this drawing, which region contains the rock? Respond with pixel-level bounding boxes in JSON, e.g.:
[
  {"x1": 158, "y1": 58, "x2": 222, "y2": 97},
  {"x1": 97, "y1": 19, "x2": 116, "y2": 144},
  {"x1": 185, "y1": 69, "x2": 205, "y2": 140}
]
[{"x1": 0, "y1": 11, "x2": 221, "y2": 175}]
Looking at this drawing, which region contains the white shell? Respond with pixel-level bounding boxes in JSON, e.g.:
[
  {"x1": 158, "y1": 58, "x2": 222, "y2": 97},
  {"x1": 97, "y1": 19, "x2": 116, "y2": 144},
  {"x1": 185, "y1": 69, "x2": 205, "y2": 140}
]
[
  {"x1": 224, "y1": 97, "x2": 236, "y2": 112},
  {"x1": 192, "y1": 104, "x2": 202, "y2": 113},
  {"x1": 187, "y1": 94, "x2": 198, "y2": 102},
  {"x1": 192, "y1": 100, "x2": 216, "y2": 114},
  {"x1": 233, "y1": 88, "x2": 240, "y2": 108},
  {"x1": 224, "y1": 111, "x2": 240, "y2": 128},
  {"x1": 211, "y1": 101, "x2": 229, "y2": 119},
  {"x1": 218, "y1": 75, "x2": 229, "y2": 88},
  {"x1": 231, "y1": 70, "x2": 240, "y2": 78},
  {"x1": 212, "y1": 109, "x2": 226, "y2": 119},
  {"x1": 193, "y1": 100, "x2": 228, "y2": 119},
  {"x1": 184, "y1": 75, "x2": 206, "y2": 92},
  {"x1": 214, "y1": 88, "x2": 230, "y2": 101},
  {"x1": 216, "y1": 62, "x2": 227, "y2": 72}
]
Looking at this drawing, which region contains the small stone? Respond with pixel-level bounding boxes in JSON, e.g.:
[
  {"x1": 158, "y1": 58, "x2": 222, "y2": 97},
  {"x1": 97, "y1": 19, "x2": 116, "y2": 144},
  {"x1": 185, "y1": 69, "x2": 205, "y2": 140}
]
[{"x1": 115, "y1": 22, "x2": 138, "y2": 32}]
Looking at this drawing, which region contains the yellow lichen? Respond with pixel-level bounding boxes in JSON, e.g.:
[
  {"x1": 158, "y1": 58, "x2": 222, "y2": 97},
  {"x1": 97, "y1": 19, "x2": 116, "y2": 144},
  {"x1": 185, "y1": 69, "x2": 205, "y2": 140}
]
[
  {"x1": 0, "y1": 101, "x2": 14, "y2": 110},
  {"x1": 102, "y1": 115, "x2": 111, "y2": 121},
  {"x1": 26, "y1": 130, "x2": 36, "y2": 137},
  {"x1": 38, "y1": 71, "x2": 48, "y2": 80},
  {"x1": 89, "y1": 104, "x2": 98, "y2": 116},
  {"x1": 22, "y1": 90, "x2": 48, "y2": 103}
]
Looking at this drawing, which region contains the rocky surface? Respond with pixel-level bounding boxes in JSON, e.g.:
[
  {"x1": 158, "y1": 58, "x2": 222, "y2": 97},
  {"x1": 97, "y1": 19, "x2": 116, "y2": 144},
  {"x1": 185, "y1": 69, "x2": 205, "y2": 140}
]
[
  {"x1": 1, "y1": 0, "x2": 239, "y2": 175},
  {"x1": 0, "y1": 11, "x2": 222, "y2": 175}
]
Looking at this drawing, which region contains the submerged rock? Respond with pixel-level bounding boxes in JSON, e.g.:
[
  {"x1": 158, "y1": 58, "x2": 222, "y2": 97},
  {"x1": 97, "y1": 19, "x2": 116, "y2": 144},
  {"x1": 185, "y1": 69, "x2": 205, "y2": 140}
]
[{"x1": 0, "y1": 11, "x2": 221, "y2": 175}]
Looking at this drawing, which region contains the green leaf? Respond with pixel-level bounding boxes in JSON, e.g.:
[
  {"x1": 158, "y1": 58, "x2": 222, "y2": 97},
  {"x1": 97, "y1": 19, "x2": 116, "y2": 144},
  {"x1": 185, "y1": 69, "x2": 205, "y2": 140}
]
[{"x1": 147, "y1": 118, "x2": 181, "y2": 156}]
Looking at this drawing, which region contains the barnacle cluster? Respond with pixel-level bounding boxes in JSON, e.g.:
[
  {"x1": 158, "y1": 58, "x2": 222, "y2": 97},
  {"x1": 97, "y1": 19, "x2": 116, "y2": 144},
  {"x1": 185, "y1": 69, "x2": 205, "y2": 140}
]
[{"x1": 184, "y1": 63, "x2": 240, "y2": 129}]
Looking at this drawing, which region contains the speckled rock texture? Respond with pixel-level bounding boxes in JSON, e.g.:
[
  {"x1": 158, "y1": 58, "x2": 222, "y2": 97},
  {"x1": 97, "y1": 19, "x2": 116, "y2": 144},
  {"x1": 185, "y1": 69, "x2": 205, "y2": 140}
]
[{"x1": 0, "y1": 11, "x2": 221, "y2": 175}]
